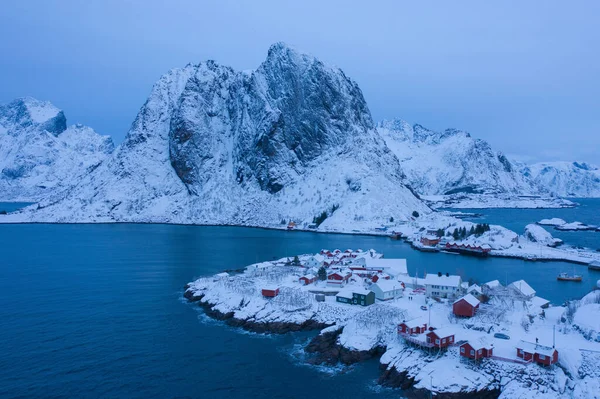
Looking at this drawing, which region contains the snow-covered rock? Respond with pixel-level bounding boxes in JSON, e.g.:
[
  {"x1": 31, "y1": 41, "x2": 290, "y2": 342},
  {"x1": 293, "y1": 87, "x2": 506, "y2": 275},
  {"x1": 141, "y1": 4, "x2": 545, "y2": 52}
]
[
  {"x1": 538, "y1": 218, "x2": 567, "y2": 226},
  {"x1": 4, "y1": 43, "x2": 429, "y2": 225},
  {"x1": 0, "y1": 97, "x2": 114, "y2": 202},
  {"x1": 573, "y1": 303, "x2": 600, "y2": 342},
  {"x1": 378, "y1": 118, "x2": 538, "y2": 196},
  {"x1": 523, "y1": 224, "x2": 563, "y2": 247},
  {"x1": 521, "y1": 161, "x2": 600, "y2": 198}
]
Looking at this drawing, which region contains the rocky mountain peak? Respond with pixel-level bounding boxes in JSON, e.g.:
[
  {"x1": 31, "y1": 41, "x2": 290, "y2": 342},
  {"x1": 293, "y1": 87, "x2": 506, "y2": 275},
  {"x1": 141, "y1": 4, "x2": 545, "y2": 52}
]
[{"x1": 0, "y1": 97, "x2": 66, "y2": 136}]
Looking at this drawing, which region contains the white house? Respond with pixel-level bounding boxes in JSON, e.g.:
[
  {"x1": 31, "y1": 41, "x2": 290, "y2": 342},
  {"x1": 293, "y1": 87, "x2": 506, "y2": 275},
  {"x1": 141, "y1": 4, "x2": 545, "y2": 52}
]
[
  {"x1": 305, "y1": 254, "x2": 326, "y2": 269},
  {"x1": 425, "y1": 273, "x2": 462, "y2": 298},
  {"x1": 508, "y1": 280, "x2": 536, "y2": 299},
  {"x1": 467, "y1": 284, "x2": 483, "y2": 297},
  {"x1": 365, "y1": 258, "x2": 408, "y2": 276},
  {"x1": 370, "y1": 279, "x2": 404, "y2": 301}
]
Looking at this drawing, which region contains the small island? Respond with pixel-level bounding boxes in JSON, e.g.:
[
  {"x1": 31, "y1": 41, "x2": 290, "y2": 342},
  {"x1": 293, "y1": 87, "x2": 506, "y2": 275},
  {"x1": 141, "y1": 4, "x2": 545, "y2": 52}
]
[{"x1": 185, "y1": 249, "x2": 600, "y2": 398}]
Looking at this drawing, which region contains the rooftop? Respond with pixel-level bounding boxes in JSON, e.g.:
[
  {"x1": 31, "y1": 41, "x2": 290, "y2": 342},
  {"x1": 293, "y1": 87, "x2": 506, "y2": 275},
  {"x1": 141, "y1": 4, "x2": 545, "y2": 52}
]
[
  {"x1": 509, "y1": 280, "x2": 536, "y2": 297},
  {"x1": 365, "y1": 258, "x2": 408, "y2": 275},
  {"x1": 454, "y1": 293, "x2": 480, "y2": 307},
  {"x1": 424, "y1": 273, "x2": 461, "y2": 286}
]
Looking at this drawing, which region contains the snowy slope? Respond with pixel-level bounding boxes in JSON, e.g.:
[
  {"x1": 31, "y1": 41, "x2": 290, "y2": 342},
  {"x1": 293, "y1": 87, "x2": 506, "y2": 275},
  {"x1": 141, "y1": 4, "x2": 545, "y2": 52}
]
[
  {"x1": 520, "y1": 161, "x2": 600, "y2": 198},
  {"x1": 0, "y1": 97, "x2": 114, "y2": 202},
  {"x1": 377, "y1": 119, "x2": 538, "y2": 196},
  {"x1": 6, "y1": 43, "x2": 430, "y2": 226}
]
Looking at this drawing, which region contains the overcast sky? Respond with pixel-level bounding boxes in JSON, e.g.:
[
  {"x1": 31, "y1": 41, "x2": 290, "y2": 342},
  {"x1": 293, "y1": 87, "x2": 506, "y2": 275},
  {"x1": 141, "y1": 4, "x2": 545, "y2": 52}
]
[{"x1": 1, "y1": 1, "x2": 598, "y2": 164}]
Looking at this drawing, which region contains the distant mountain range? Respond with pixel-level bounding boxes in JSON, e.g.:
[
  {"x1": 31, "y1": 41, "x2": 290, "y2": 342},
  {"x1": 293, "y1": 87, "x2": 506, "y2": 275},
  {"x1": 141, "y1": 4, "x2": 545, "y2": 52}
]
[
  {"x1": 0, "y1": 43, "x2": 598, "y2": 225},
  {"x1": 0, "y1": 97, "x2": 113, "y2": 202}
]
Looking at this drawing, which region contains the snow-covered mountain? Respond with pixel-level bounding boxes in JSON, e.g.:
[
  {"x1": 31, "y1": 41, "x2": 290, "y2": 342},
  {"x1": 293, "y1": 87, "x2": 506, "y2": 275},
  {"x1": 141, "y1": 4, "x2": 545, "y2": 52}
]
[
  {"x1": 9, "y1": 43, "x2": 429, "y2": 226},
  {"x1": 377, "y1": 119, "x2": 537, "y2": 196},
  {"x1": 520, "y1": 161, "x2": 600, "y2": 198},
  {"x1": 0, "y1": 97, "x2": 114, "y2": 202}
]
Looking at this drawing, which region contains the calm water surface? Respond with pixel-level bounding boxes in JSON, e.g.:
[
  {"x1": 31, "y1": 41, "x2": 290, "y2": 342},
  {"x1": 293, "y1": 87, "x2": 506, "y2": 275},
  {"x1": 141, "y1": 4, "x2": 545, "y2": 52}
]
[{"x1": 0, "y1": 200, "x2": 599, "y2": 398}]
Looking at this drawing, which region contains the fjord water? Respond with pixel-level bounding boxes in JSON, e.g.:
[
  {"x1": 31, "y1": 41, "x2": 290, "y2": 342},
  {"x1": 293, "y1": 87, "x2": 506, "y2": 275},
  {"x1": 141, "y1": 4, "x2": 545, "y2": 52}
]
[{"x1": 0, "y1": 204, "x2": 598, "y2": 398}]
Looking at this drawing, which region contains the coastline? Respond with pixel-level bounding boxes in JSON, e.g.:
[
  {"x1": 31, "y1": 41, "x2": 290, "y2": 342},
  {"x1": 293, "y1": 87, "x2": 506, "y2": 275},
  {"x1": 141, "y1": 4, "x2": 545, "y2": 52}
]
[{"x1": 1, "y1": 218, "x2": 599, "y2": 266}]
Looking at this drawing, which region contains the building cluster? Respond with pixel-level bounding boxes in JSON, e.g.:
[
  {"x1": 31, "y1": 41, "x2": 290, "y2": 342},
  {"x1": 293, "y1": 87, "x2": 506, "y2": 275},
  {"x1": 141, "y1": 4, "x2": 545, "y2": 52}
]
[{"x1": 396, "y1": 277, "x2": 558, "y2": 367}]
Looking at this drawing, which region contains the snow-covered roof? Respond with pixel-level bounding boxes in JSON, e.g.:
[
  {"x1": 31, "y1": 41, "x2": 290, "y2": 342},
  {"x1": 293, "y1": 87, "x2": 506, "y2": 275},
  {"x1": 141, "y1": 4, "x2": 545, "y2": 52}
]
[
  {"x1": 464, "y1": 337, "x2": 493, "y2": 351},
  {"x1": 352, "y1": 287, "x2": 372, "y2": 296},
  {"x1": 335, "y1": 288, "x2": 354, "y2": 299},
  {"x1": 517, "y1": 340, "x2": 556, "y2": 357},
  {"x1": 467, "y1": 284, "x2": 483, "y2": 295},
  {"x1": 460, "y1": 282, "x2": 469, "y2": 289},
  {"x1": 301, "y1": 274, "x2": 316, "y2": 280},
  {"x1": 215, "y1": 272, "x2": 229, "y2": 278},
  {"x1": 262, "y1": 285, "x2": 279, "y2": 291},
  {"x1": 402, "y1": 318, "x2": 426, "y2": 328},
  {"x1": 372, "y1": 279, "x2": 403, "y2": 292},
  {"x1": 429, "y1": 327, "x2": 455, "y2": 338},
  {"x1": 365, "y1": 258, "x2": 408, "y2": 275},
  {"x1": 312, "y1": 254, "x2": 325, "y2": 262},
  {"x1": 509, "y1": 280, "x2": 536, "y2": 297},
  {"x1": 454, "y1": 293, "x2": 480, "y2": 307},
  {"x1": 530, "y1": 296, "x2": 550, "y2": 308},
  {"x1": 422, "y1": 234, "x2": 439, "y2": 240},
  {"x1": 424, "y1": 273, "x2": 461, "y2": 287},
  {"x1": 483, "y1": 280, "x2": 501, "y2": 289}
]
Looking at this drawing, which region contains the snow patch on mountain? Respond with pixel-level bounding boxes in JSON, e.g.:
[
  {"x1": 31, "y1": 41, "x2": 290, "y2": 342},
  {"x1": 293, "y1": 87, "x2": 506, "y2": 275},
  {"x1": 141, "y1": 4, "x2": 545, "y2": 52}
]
[{"x1": 0, "y1": 97, "x2": 114, "y2": 202}]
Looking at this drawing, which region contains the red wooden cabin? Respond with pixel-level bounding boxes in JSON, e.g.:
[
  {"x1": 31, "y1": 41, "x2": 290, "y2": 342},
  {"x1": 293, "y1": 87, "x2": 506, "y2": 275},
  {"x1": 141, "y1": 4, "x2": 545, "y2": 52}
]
[
  {"x1": 261, "y1": 286, "x2": 280, "y2": 298},
  {"x1": 398, "y1": 319, "x2": 428, "y2": 335},
  {"x1": 516, "y1": 341, "x2": 558, "y2": 366},
  {"x1": 460, "y1": 340, "x2": 493, "y2": 360},
  {"x1": 299, "y1": 274, "x2": 317, "y2": 285},
  {"x1": 426, "y1": 328, "x2": 455, "y2": 348},
  {"x1": 453, "y1": 294, "x2": 480, "y2": 317}
]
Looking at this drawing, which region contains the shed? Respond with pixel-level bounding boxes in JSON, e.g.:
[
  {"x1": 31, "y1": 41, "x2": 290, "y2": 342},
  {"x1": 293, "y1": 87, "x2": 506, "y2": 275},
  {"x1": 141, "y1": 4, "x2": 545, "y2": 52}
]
[
  {"x1": 530, "y1": 296, "x2": 550, "y2": 309},
  {"x1": 426, "y1": 328, "x2": 455, "y2": 348},
  {"x1": 261, "y1": 286, "x2": 280, "y2": 298},
  {"x1": 299, "y1": 274, "x2": 317, "y2": 285},
  {"x1": 453, "y1": 294, "x2": 480, "y2": 317},
  {"x1": 335, "y1": 288, "x2": 354, "y2": 304}
]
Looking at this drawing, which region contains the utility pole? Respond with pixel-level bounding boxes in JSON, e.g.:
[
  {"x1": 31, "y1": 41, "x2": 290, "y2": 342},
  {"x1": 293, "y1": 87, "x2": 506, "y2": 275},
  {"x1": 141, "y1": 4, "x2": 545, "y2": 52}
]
[
  {"x1": 553, "y1": 325, "x2": 556, "y2": 348},
  {"x1": 428, "y1": 306, "x2": 431, "y2": 327},
  {"x1": 430, "y1": 376, "x2": 433, "y2": 399}
]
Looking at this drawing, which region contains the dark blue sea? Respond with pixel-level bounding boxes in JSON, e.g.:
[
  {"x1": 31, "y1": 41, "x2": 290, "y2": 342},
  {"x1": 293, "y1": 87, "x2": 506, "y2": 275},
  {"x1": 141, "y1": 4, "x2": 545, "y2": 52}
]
[{"x1": 0, "y1": 200, "x2": 599, "y2": 398}]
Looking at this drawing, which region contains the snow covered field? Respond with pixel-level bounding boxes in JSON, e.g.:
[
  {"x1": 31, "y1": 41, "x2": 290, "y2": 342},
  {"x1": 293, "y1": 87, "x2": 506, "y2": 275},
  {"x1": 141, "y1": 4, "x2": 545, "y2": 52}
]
[{"x1": 185, "y1": 250, "x2": 600, "y2": 398}]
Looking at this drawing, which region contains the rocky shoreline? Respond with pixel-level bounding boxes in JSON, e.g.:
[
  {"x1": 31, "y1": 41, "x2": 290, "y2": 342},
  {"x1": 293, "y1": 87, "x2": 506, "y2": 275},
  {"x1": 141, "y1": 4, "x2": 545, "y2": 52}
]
[
  {"x1": 183, "y1": 285, "x2": 331, "y2": 334},
  {"x1": 183, "y1": 285, "x2": 500, "y2": 398}
]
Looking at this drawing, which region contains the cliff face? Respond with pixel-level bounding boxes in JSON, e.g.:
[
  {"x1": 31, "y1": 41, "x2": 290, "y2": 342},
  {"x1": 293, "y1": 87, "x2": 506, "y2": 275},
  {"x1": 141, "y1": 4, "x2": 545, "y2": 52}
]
[
  {"x1": 168, "y1": 43, "x2": 376, "y2": 195},
  {"x1": 9, "y1": 43, "x2": 429, "y2": 226},
  {"x1": 0, "y1": 97, "x2": 114, "y2": 202}
]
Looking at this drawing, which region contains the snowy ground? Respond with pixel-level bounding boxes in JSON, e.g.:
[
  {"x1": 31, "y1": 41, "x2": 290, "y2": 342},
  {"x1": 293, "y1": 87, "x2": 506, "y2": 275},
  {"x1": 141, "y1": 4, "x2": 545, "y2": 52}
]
[{"x1": 186, "y1": 251, "x2": 600, "y2": 398}]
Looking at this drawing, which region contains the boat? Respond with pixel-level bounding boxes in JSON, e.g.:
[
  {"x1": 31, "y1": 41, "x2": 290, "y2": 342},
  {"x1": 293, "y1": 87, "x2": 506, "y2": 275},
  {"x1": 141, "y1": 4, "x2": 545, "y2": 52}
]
[{"x1": 557, "y1": 272, "x2": 582, "y2": 282}]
